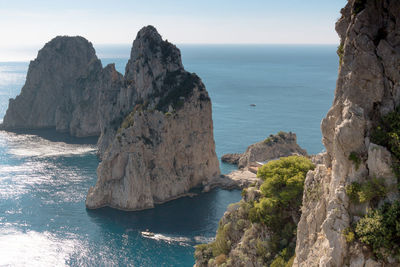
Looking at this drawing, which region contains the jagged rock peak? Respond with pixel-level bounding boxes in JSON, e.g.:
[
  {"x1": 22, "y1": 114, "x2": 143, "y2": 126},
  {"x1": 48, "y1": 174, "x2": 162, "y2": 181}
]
[
  {"x1": 86, "y1": 26, "x2": 220, "y2": 211},
  {"x1": 125, "y1": 25, "x2": 183, "y2": 86}
]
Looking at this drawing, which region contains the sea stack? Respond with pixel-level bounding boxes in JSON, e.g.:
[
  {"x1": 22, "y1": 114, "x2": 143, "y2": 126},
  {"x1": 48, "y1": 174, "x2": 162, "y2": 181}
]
[
  {"x1": 1, "y1": 36, "x2": 123, "y2": 137},
  {"x1": 85, "y1": 26, "x2": 220, "y2": 210},
  {"x1": 1, "y1": 26, "x2": 220, "y2": 211}
]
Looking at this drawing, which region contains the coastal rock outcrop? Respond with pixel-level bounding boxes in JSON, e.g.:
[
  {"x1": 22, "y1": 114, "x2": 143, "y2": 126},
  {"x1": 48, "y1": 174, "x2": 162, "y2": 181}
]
[
  {"x1": 1, "y1": 26, "x2": 220, "y2": 211},
  {"x1": 86, "y1": 26, "x2": 220, "y2": 210},
  {"x1": 195, "y1": 155, "x2": 315, "y2": 266},
  {"x1": 222, "y1": 131, "x2": 307, "y2": 168},
  {"x1": 1, "y1": 36, "x2": 123, "y2": 137},
  {"x1": 294, "y1": 0, "x2": 400, "y2": 266}
]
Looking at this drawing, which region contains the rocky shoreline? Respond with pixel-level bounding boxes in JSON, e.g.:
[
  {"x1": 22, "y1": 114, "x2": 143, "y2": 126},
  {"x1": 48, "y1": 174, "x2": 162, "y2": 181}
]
[{"x1": 221, "y1": 131, "x2": 307, "y2": 169}]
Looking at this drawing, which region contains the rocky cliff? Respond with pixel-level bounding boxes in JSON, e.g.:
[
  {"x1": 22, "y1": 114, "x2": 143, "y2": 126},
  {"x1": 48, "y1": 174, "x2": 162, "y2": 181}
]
[
  {"x1": 294, "y1": 0, "x2": 400, "y2": 266},
  {"x1": 86, "y1": 26, "x2": 220, "y2": 210},
  {"x1": 222, "y1": 131, "x2": 307, "y2": 168},
  {"x1": 1, "y1": 36, "x2": 123, "y2": 137},
  {"x1": 196, "y1": 1, "x2": 400, "y2": 266}
]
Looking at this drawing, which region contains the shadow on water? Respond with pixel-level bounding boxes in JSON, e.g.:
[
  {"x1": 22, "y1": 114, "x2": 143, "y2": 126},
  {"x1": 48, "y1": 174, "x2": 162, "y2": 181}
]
[
  {"x1": 86, "y1": 188, "x2": 241, "y2": 237},
  {"x1": 4, "y1": 128, "x2": 98, "y2": 145}
]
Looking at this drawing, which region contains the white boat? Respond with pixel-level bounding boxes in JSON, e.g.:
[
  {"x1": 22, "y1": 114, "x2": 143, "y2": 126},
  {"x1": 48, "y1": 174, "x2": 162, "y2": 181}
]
[{"x1": 141, "y1": 230, "x2": 155, "y2": 237}]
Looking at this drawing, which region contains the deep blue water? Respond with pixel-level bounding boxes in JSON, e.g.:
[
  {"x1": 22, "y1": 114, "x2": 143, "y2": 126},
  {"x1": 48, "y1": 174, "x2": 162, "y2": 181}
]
[{"x1": 0, "y1": 45, "x2": 338, "y2": 266}]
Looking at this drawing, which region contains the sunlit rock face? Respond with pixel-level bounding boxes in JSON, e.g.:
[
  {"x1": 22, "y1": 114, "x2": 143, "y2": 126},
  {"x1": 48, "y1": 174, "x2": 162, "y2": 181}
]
[
  {"x1": 2, "y1": 26, "x2": 220, "y2": 211},
  {"x1": 1, "y1": 36, "x2": 123, "y2": 137},
  {"x1": 294, "y1": 0, "x2": 400, "y2": 266},
  {"x1": 86, "y1": 26, "x2": 220, "y2": 210},
  {"x1": 222, "y1": 131, "x2": 307, "y2": 168}
]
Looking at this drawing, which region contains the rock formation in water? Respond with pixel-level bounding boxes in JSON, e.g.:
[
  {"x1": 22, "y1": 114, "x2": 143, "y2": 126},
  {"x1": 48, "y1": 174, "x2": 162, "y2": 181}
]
[
  {"x1": 1, "y1": 26, "x2": 220, "y2": 211},
  {"x1": 294, "y1": 0, "x2": 400, "y2": 266},
  {"x1": 85, "y1": 26, "x2": 220, "y2": 210},
  {"x1": 1, "y1": 36, "x2": 123, "y2": 137},
  {"x1": 222, "y1": 131, "x2": 307, "y2": 168}
]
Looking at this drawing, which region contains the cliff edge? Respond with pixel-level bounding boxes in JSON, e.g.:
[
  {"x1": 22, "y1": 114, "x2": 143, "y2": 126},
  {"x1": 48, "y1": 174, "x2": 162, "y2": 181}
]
[{"x1": 294, "y1": 0, "x2": 400, "y2": 266}]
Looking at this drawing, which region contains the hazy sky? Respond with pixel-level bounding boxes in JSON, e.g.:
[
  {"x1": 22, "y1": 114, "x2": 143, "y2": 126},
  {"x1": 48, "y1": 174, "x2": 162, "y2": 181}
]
[{"x1": 0, "y1": 0, "x2": 347, "y2": 60}]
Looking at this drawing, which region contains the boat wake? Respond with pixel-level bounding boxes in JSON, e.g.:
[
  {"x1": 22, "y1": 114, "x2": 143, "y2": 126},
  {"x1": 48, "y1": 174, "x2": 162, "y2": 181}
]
[{"x1": 140, "y1": 231, "x2": 214, "y2": 247}]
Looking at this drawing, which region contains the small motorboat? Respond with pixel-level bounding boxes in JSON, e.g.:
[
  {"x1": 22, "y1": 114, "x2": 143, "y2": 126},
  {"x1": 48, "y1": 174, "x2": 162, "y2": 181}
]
[
  {"x1": 141, "y1": 230, "x2": 155, "y2": 237},
  {"x1": 250, "y1": 104, "x2": 256, "y2": 107}
]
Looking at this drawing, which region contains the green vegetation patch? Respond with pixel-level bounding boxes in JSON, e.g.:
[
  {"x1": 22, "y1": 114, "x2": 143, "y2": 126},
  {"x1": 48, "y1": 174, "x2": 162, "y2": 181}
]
[
  {"x1": 195, "y1": 156, "x2": 314, "y2": 266},
  {"x1": 264, "y1": 134, "x2": 279, "y2": 145},
  {"x1": 155, "y1": 70, "x2": 200, "y2": 112},
  {"x1": 270, "y1": 249, "x2": 295, "y2": 267},
  {"x1": 371, "y1": 107, "x2": 400, "y2": 190},
  {"x1": 250, "y1": 156, "x2": 314, "y2": 260},
  {"x1": 348, "y1": 151, "x2": 361, "y2": 170},
  {"x1": 355, "y1": 201, "x2": 400, "y2": 260},
  {"x1": 343, "y1": 227, "x2": 355, "y2": 243},
  {"x1": 345, "y1": 178, "x2": 386, "y2": 204}
]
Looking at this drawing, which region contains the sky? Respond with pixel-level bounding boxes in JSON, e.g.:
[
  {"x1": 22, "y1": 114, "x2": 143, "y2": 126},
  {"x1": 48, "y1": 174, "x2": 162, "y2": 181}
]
[{"x1": 0, "y1": 0, "x2": 347, "y2": 61}]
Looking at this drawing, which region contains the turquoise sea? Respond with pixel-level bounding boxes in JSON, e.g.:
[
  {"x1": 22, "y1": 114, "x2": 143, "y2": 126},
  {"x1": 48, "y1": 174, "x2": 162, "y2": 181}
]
[{"x1": 0, "y1": 45, "x2": 338, "y2": 266}]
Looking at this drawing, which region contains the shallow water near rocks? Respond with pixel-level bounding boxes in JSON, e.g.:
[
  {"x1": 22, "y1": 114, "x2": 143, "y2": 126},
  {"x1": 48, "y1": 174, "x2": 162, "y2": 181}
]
[{"x1": 0, "y1": 45, "x2": 337, "y2": 266}]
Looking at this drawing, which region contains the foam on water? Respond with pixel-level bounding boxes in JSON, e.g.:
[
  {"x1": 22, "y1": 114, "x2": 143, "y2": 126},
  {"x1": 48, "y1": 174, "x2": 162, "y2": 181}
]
[
  {"x1": 0, "y1": 227, "x2": 83, "y2": 267},
  {"x1": 1, "y1": 131, "x2": 96, "y2": 158}
]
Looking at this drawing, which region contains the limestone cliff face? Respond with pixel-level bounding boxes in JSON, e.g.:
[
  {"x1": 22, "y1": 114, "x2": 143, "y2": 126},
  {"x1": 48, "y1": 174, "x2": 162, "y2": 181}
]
[
  {"x1": 294, "y1": 1, "x2": 400, "y2": 266},
  {"x1": 86, "y1": 26, "x2": 220, "y2": 210},
  {"x1": 1, "y1": 36, "x2": 123, "y2": 137}
]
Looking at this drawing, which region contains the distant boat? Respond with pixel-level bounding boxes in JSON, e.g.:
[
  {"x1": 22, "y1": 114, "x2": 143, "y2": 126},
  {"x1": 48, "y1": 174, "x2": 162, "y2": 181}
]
[
  {"x1": 250, "y1": 104, "x2": 256, "y2": 107},
  {"x1": 141, "y1": 230, "x2": 155, "y2": 237}
]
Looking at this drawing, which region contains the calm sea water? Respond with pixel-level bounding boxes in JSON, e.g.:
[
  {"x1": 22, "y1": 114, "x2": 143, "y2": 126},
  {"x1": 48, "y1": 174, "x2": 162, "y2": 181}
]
[{"x1": 0, "y1": 45, "x2": 338, "y2": 266}]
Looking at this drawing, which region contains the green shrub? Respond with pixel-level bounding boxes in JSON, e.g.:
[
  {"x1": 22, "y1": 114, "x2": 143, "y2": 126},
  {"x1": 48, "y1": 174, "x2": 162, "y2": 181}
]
[
  {"x1": 156, "y1": 70, "x2": 198, "y2": 111},
  {"x1": 371, "y1": 108, "x2": 400, "y2": 180},
  {"x1": 256, "y1": 239, "x2": 269, "y2": 260},
  {"x1": 348, "y1": 151, "x2": 361, "y2": 170},
  {"x1": 241, "y1": 188, "x2": 247, "y2": 197},
  {"x1": 355, "y1": 201, "x2": 400, "y2": 260},
  {"x1": 264, "y1": 135, "x2": 274, "y2": 145},
  {"x1": 270, "y1": 248, "x2": 295, "y2": 267},
  {"x1": 257, "y1": 156, "x2": 315, "y2": 211},
  {"x1": 120, "y1": 111, "x2": 135, "y2": 130},
  {"x1": 343, "y1": 227, "x2": 355, "y2": 243},
  {"x1": 250, "y1": 156, "x2": 314, "y2": 258},
  {"x1": 212, "y1": 223, "x2": 232, "y2": 257},
  {"x1": 345, "y1": 182, "x2": 362, "y2": 203},
  {"x1": 277, "y1": 131, "x2": 286, "y2": 139},
  {"x1": 345, "y1": 178, "x2": 386, "y2": 204}
]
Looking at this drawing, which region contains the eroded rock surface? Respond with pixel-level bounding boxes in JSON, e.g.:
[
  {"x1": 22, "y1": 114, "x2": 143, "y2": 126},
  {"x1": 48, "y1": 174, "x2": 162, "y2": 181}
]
[
  {"x1": 2, "y1": 26, "x2": 220, "y2": 211},
  {"x1": 222, "y1": 131, "x2": 307, "y2": 168},
  {"x1": 86, "y1": 26, "x2": 220, "y2": 210},
  {"x1": 294, "y1": 1, "x2": 400, "y2": 266},
  {"x1": 1, "y1": 36, "x2": 123, "y2": 137}
]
